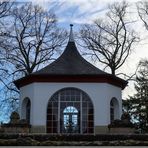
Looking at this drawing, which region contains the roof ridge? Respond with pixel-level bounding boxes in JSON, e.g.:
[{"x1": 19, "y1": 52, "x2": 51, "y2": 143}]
[{"x1": 69, "y1": 24, "x2": 74, "y2": 42}]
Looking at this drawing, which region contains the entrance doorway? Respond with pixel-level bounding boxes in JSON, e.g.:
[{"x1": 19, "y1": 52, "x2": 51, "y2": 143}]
[
  {"x1": 47, "y1": 88, "x2": 94, "y2": 134},
  {"x1": 63, "y1": 106, "x2": 79, "y2": 133}
]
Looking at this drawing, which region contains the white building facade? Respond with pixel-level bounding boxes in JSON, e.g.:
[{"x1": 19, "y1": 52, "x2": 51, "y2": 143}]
[{"x1": 14, "y1": 25, "x2": 127, "y2": 134}]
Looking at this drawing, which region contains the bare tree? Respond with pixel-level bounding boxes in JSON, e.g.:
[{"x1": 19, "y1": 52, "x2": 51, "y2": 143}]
[
  {"x1": 80, "y1": 1, "x2": 137, "y2": 75},
  {"x1": 0, "y1": 1, "x2": 16, "y2": 122},
  {"x1": 0, "y1": 0, "x2": 13, "y2": 61},
  {"x1": 0, "y1": 2, "x2": 67, "y2": 121},
  {"x1": 2, "y1": 2, "x2": 67, "y2": 78},
  {"x1": 0, "y1": 1, "x2": 13, "y2": 46},
  {"x1": 0, "y1": 1, "x2": 13, "y2": 19},
  {"x1": 137, "y1": 1, "x2": 148, "y2": 30},
  {"x1": 0, "y1": 1, "x2": 14, "y2": 89}
]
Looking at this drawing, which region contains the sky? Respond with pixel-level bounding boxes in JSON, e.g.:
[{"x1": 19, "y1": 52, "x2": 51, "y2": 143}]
[
  {"x1": 19, "y1": 0, "x2": 148, "y2": 99},
  {"x1": 0, "y1": 0, "x2": 146, "y2": 123}
]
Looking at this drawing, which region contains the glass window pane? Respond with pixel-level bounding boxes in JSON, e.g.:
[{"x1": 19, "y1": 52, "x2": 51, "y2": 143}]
[
  {"x1": 53, "y1": 102, "x2": 58, "y2": 108},
  {"x1": 83, "y1": 102, "x2": 87, "y2": 108}
]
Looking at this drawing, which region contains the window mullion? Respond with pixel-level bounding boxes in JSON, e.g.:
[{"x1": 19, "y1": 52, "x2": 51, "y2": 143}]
[
  {"x1": 80, "y1": 92, "x2": 82, "y2": 134},
  {"x1": 58, "y1": 92, "x2": 61, "y2": 133}
]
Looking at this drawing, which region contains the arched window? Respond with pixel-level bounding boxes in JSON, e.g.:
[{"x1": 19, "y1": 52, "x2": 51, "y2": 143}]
[
  {"x1": 110, "y1": 100, "x2": 114, "y2": 123},
  {"x1": 26, "y1": 99, "x2": 31, "y2": 124},
  {"x1": 110, "y1": 98, "x2": 119, "y2": 123},
  {"x1": 21, "y1": 98, "x2": 31, "y2": 124},
  {"x1": 47, "y1": 88, "x2": 94, "y2": 134}
]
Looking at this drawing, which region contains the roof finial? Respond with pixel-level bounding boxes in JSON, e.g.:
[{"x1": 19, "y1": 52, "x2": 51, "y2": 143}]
[{"x1": 69, "y1": 24, "x2": 74, "y2": 42}]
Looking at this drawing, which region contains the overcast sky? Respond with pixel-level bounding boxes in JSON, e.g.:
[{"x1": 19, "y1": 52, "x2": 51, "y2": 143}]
[{"x1": 19, "y1": 0, "x2": 148, "y2": 98}]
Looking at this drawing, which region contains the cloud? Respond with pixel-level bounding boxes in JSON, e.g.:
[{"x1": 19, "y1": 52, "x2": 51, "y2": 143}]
[
  {"x1": 17, "y1": 1, "x2": 136, "y2": 27},
  {"x1": 27, "y1": 0, "x2": 141, "y2": 25},
  {"x1": 54, "y1": 0, "x2": 108, "y2": 23},
  {"x1": 24, "y1": 0, "x2": 107, "y2": 24}
]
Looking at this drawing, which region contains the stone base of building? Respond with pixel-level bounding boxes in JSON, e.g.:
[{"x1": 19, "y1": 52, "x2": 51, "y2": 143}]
[
  {"x1": 30, "y1": 126, "x2": 46, "y2": 133},
  {"x1": 30, "y1": 125, "x2": 109, "y2": 134},
  {"x1": 30, "y1": 125, "x2": 135, "y2": 134},
  {"x1": 94, "y1": 126, "x2": 109, "y2": 134},
  {"x1": 1, "y1": 124, "x2": 135, "y2": 134},
  {"x1": 108, "y1": 127, "x2": 135, "y2": 134},
  {"x1": 1, "y1": 126, "x2": 30, "y2": 133}
]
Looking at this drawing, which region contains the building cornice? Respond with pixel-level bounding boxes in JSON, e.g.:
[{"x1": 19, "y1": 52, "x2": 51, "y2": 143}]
[{"x1": 14, "y1": 74, "x2": 128, "y2": 90}]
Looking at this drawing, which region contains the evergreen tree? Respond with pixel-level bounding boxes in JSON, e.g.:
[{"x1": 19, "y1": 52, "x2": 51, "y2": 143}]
[{"x1": 123, "y1": 59, "x2": 148, "y2": 132}]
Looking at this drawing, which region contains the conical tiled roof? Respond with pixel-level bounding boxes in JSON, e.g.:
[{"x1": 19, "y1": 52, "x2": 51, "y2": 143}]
[{"x1": 34, "y1": 42, "x2": 106, "y2": 76}]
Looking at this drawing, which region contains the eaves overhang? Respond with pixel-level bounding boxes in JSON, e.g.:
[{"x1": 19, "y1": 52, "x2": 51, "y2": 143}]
[{"x1": 14, "y1": 74, "x2": 128, "y2": 90}]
